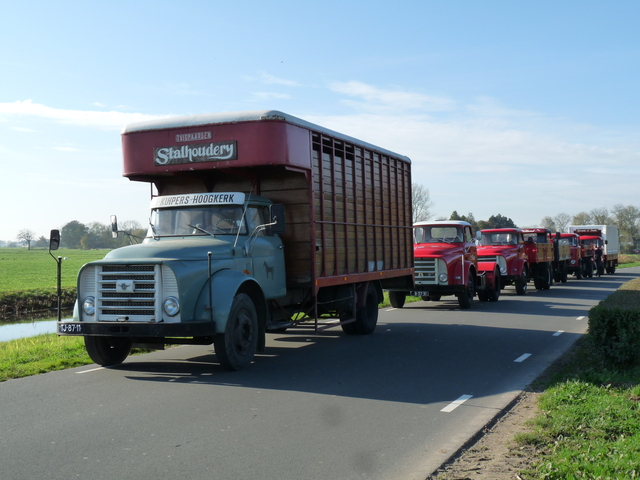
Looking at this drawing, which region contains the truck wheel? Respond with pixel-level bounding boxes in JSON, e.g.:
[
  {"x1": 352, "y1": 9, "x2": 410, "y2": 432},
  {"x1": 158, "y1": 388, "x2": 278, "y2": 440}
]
[
  {"x1": 388, "y1": 291, "x2": 406, "y2": 308},
  {"x1": 353, "y1": 283, "x2": 379, "y2": 334},
  {"x1": 542, "y1": 265, "x2": 552, "y2": 290},
  {"x1": 84, "y1": 336, "x2": 132, "y2": 367},
  {"x1": 515, "y1": 270, "x2": 527, "y2": 295},
  {"x1": 576, "y1": 261, "x2": 583, "y2": 279},
  {"x1": 488, "y1": 269, "x2": 501, "y2": 301},
  {"x1": 213, "y1": 293, "x2": 258, "y2": 371},
  {"x1": 457, "y1": 275, "x2": 475, "y2": 309}
]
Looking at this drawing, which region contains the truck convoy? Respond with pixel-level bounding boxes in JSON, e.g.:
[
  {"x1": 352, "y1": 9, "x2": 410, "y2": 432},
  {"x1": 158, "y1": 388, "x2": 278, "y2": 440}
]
[
  {"x1": 476, "y1": 227, "x2": 571, "y2": 293},
  {"x1": 388, "y1": 221, "x2": 501, "y2": 309},
  {"x1": 569, "y1": 225, "x2": 619, "y2": 275},
  {"x1": 54, "y1": 110, "x2": 414, "y2": 370}
]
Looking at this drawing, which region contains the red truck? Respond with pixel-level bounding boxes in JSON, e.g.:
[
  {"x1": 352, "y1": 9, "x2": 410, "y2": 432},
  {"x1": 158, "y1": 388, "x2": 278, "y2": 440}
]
[
  {"x1": 387, "y1": 221, "x2": 501, "y2": 309},
  {"x1": 53, "y1": 110, "x2": 415, "y2": 370},
  {"x1": 559, "y1": 233, "x2": 588, "y2": 279},
  {"x1": 569, "y1": 225, "x2": 619, "y2": 275},
  {"x1": 477, "y1": 228, "x2": 529, "y2": 295},
  {"x1": 521, "y1": 228, "x2": 571, "y2": 288}
]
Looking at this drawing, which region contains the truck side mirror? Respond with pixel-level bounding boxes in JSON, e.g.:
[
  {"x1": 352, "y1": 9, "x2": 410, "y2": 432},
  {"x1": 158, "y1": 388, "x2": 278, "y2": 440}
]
[
  {"x1": 111, "y1": 215, "x2": 119, "y2": 239},
  {"x1": 269, "y1": 204, "x2": 286, "y2": 235},
  {"x1": 49, "y1": 229, "x2": 60, "y2": 251}
]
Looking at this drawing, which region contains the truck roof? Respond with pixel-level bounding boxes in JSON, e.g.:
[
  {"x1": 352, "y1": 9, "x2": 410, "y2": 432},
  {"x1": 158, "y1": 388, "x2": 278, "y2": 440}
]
[
  {"x1": 480, "y1": 228, "x2": 522, "y2": 233},
  {"x1": 122, "y1": 110, "x2": 411, "y2": 163},
  {"x1": 413, "y1": 220, "x2": 471, "y2": 227}
]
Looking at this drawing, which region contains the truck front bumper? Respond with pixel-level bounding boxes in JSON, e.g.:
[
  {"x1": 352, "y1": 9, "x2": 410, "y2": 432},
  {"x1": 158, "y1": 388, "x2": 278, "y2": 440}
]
[
  {"x1": 57, "y1": 321, "x2": 217, "y2": 339},
  {"x1": 411, "y1": 284, "x2": 465, "y2": 296}
]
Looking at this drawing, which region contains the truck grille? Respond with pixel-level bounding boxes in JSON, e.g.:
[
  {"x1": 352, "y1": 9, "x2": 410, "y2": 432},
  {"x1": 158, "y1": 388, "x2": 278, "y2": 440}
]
[
  {"x1": 99, "y1": 265, "x2": 156, "y2": 317},
  {"x1": 78, "y1": 264, "x2": 180, "y2": 322},
  {"x1": 415, "y1": 258, "x2": 437, "y2": 285}
]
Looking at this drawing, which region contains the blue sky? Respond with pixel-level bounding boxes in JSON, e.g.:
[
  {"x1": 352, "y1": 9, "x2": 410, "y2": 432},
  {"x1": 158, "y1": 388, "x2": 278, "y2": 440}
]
[{"x1": 1, "y1": 0, "x2": 638, "y2": 242}]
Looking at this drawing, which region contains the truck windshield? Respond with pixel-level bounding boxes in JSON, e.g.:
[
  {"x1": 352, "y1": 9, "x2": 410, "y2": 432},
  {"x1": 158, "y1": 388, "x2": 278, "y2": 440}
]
[
  {"x1": 414, "y1": 226, "x2": 463, "y2": 244},
  {"x1": 480, "y1": 233, "x2": 517, "y2": 246},
  {"x1": 147, "y1": 206, "x2": 246, "y2": 237}
]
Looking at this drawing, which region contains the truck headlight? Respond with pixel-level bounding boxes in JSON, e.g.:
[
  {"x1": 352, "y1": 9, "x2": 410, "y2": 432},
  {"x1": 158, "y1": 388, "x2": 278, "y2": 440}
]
[
  {"x1": 83, "y1": 296, "x2": 96, "y2": 316},
  {"x1": 163, "y1": 297, "x2": 180, "y2": 316},
  {"x1": 438, "y1": 273, "x2": 448, "y2": 283}
]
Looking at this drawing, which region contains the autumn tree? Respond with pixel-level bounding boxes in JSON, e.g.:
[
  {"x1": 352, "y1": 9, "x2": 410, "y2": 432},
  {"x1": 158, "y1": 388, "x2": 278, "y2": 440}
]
[{"x1": 572, "y1": 211, "x2": 592, "y2": 225}]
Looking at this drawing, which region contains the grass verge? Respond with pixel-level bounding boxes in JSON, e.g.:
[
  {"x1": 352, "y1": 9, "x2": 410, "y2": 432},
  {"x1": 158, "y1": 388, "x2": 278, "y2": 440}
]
[{"x1": 516, "y1": 276, "x2": 640, "y2": 479}]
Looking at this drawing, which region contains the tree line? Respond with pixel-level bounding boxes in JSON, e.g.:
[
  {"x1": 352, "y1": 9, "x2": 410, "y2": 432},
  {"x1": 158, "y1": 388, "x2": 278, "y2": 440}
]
[{"x1": 10, "y1": 220, "x2": 146, "y2": 250}]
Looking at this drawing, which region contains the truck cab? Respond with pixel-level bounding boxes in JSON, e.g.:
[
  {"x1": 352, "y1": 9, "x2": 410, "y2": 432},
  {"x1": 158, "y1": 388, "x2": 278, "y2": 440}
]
[
  {"x1": 393, "y1": 220, "x2": 500, "y2": 308},
  {"x1": 477, "y1": 228, "x2": 528, "y2": 295}
]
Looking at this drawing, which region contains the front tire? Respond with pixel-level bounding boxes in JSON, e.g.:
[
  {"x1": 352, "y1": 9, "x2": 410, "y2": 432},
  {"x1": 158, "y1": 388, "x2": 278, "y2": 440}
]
[
  {"x1": 214, "y1": 293, "x2": 258, "y2": 371},
  {"x1": 457, "y1": 275, "x2": 475, "y2": 309},
  {"x1": 84, "y1": 336, "x2": 132, "y2": 367},
  {"x1": 388, "y1": 291, "x2": 406, "y2": 308},
  {"x1": 515, "y1": 270, "x2": 527, "y2": 295}
]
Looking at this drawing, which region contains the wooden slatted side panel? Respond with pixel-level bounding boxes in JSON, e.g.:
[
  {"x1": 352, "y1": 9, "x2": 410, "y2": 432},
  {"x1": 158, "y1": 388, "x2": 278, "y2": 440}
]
[
  {"x1": 259, "y1": 170, "x2": 313, "y2": 286},
  {"x1": 312, "y1": 133, "x2": 412, "y2": 279}
]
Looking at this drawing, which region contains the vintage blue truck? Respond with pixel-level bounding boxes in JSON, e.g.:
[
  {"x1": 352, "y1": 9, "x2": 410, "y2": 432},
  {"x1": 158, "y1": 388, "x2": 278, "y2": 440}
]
[{"x1": 53, "y1": 111, "x2": 414, "y2": 370}]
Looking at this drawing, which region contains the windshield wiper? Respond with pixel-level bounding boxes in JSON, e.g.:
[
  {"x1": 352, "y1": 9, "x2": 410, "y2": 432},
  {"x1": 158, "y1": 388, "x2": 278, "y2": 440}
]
[
  {"x1": 187, "y1": 223, "x2": 215, "y2": 237},
  {"x1": 148, "y1": 219, "x2": 158, "y2": 240}
]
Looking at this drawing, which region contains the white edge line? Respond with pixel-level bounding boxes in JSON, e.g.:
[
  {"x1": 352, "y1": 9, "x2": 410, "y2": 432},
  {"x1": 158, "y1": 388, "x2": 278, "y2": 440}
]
[
  {"x1": 514, "y1": 353, "x2": 532, "y2": 363},
  {"x1": 553, "y1": 330, "x2": 564, "y2": 336},
  {"x1": 577, "y1": 316, "x2": 586, "y2": 320},
  {"x1": 77, "y1": 366, "x2": 104, "y2": 374},
  {"x1": 441, "y1": 394, "x2": 473, "y2": 413}
]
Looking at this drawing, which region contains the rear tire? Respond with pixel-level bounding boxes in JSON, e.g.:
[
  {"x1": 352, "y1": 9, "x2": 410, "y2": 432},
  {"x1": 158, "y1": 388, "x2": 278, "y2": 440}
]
[
  {"x1": 353, "y1": 284, "x2": 379, "y2": 334},
  {"x1": 515, "y1": 270, "x2": 527, "y2": 295},
  {"x1": 214, "y1": 293, "x2": 258, "y2": 371},
  {"x1": 84, "y1": 336, "x2": 131, "y2": 367}
]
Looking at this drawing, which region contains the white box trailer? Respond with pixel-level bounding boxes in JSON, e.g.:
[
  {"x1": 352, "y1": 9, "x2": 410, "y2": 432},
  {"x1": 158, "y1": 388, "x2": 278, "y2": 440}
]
[{"x1": 569, "y1": 225, "x2": 619, "y2": 274}]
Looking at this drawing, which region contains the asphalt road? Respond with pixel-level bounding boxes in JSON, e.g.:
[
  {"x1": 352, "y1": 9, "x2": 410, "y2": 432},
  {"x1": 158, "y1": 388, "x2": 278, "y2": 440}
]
[{"x1": 2, "y1": 268, "x2": 638, "y2": 480}]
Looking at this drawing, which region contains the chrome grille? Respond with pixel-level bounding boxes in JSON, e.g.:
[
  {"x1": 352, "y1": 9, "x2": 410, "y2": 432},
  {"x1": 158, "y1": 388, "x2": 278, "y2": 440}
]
[
  {"x1": 97, "y1": 265, "x2": 157, "y2": 321},
  {"x1": 414, "y1": 258, "x2": 437, "y2": 285}
]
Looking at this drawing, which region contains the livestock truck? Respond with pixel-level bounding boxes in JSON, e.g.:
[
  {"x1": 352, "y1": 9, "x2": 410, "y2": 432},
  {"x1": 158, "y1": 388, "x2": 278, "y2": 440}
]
[
  {"x1": 54, "y1": 110, "x2": 414, "y2": 370},
  {"x1": 477, "y1": 228, "x2": 529, "y2": 295},
  {"x1": 387, "y1": 221, "x2": 501, "y2": 309},
  {"x1": 569, "y1": 225, "x2": 619, "y2": 275}
]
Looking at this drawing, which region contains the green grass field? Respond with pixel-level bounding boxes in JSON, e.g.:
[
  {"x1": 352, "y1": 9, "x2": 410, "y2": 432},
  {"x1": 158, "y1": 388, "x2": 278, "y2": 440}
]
[{"x1": 0, "y1": 248, "x2": 110, "y2": 293}]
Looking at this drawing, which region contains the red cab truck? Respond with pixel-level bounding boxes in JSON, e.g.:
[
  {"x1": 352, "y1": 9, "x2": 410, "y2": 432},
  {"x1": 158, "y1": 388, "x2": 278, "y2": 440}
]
[
  {"x1": 477, "y1": 228, "x2": 529, "y2": 295},
  {"x1": 387, "y1": 221, "x2": 501, "y2": 309},
  {"x1": 54, "y1": 110, "x2": 414, "y2": 370},
  {"x1": 559, "y1": 233, "x2": 586, "y2": 279},
  {"x1": 569, "y1": 225, "x2": 619, "y2": 275}
]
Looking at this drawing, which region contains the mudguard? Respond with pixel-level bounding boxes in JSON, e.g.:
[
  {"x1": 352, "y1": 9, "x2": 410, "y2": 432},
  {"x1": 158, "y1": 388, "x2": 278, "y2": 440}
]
[{"x1": 194, "y1": 269, "x2": 259, "y2": 332}]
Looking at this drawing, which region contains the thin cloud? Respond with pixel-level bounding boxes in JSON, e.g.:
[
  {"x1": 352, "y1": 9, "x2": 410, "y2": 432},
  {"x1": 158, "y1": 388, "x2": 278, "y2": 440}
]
[
  {"x1": 244, "y1": 72, "x2": 302, "y2": 87},
  {"x1": 328, "y1": 81, "x2": 455, "y2": 112},
  {"x1": 0, "y1": 100, "x2": 168, "y2": 129}
]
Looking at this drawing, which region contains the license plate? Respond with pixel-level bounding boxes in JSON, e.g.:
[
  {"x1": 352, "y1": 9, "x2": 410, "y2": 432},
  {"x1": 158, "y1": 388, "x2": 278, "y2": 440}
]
[{"x1": 58, "y1": 323, "x2": 84, "y2": 334}]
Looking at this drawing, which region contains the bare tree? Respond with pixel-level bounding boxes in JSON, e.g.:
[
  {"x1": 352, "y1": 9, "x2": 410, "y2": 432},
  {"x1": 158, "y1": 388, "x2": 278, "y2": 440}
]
[
  {"x1": 554, "y1": 213, "x2": 572, "y2": 233},
  {"x1": 16, "y1": 229, "x2": 36, "y2": 250},
  {"x1": 412, "y1": 183, "x2": 434, "y2": 223},
  {"x1": 540, "y1": 216, "x2": 556, "y2": 231},
  {"x1": 572, "y1": 211, "x2": 592, "y2": 225},
  {"x1": 590, "y1": 207, "x2": 611, "y2": 225}
]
